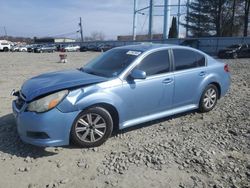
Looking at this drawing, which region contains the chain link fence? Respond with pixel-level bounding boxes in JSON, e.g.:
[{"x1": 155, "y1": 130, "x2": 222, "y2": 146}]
[{"x1": 71, "y1": 36, "x2": 250, "y2": 56}]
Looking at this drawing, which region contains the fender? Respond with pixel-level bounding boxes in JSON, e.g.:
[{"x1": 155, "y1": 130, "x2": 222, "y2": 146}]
[
  {"x1": 195, "y1": 70, "x2": 223, "y2": 105},
  {"x1": 57, "y1": 82, "x2": 124, "y2": 125}
]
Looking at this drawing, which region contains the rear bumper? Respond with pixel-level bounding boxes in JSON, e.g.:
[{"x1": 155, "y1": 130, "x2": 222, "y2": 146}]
[
  {"x1": 220, "y1": 73, "x2": 231, "y2": 97},
  {"x1": 12, "y1": 101, "x2": 79, "y2": 147}
]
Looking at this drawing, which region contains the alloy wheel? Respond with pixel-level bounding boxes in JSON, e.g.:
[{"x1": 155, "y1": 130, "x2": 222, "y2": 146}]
[
  {"x1": 203, "y1": 88, "x2": 217, "y2": 109},
  {"x1": 75, "y1": 113, "x2": 107, "y2": 143}
]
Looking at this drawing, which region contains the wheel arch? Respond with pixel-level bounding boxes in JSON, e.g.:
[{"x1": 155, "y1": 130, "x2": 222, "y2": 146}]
[
  {"x1": 69, "y1": 102, "x2": 118, "y2": 147},
  {"x1": 82, "y1": 102, "x2": 120, "y2": 131},
  {"x1": 197, "y1": 73, "x2": 222, "y2": 103},
  {"x1": 209, "y1": 82, "x2": 221, "y2": 99}
]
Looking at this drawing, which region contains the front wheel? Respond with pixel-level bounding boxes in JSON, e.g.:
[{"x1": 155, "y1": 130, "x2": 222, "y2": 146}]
[
  {"x1": 3, "y1": 47, "x2": 9, "y2": 52},
  {"x1": 71, "y1": 107, "x2": 113, "y2": 147},
  {"x1": 199, "y1": 84, "x2": 218, "y2": 112}
]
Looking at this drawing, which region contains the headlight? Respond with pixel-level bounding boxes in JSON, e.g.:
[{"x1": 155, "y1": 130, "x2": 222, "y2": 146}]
[{"x1": 27, "y1": 90, "x2": 68, "y2": 113}]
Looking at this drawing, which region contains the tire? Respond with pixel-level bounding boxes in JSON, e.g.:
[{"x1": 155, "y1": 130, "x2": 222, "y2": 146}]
[
  {"x1": 232, "y1": 52, "x2": 237, "y2": 59},
  {"x1": 3, "y1": 47, "x2": 9, "y2": 52},
  {"x1": 71, "y1": 107, "x2": 113, "y2": 147},
  {"x1": 199, "y1": 84, "x2": 219, "y2": 113}
]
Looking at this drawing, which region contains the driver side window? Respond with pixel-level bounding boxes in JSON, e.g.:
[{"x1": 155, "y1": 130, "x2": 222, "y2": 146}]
[{"x1": 137, "y1": 50, "x2": 170, "y2": 76}]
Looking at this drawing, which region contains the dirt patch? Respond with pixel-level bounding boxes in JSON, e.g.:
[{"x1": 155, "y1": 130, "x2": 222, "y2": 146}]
[{"x1": 0, "y1": 52, "x2": 249, "y2": 188}]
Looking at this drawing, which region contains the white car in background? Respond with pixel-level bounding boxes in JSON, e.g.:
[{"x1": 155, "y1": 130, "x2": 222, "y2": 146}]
[
  {"x1": 11, "y1": 45, "x2": 28, "y2": 52},
  {"x1": 63, "y1": 44, "x2": 80, "y2": 52},
  {"x1": 19, "y1": 46, "x2": 27, "y2": 52},
  {"x1": 0, "y1": 41, "x2": 11, "y2": 52}
]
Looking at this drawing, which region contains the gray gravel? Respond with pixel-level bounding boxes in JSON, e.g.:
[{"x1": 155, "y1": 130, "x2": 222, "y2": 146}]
[{"x1": 0, "y1": 52, "x2": 249, "y2": 188}]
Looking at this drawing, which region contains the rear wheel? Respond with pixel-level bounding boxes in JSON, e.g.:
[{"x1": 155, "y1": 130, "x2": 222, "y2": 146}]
[
  {"x1": 232, "y1": 52, "x2": 238, "y2": 59},
  {"x1": 199, "y1": 84, "x2": 218, "y2": 112},
  {"x1": 71, "y1": 107, "x2": 113, "y2": 147}
]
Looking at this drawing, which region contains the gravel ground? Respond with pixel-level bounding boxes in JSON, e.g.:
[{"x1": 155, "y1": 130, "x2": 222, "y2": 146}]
[{"x1": 0, "y1": 52, "x2": 249, "y2": 188}]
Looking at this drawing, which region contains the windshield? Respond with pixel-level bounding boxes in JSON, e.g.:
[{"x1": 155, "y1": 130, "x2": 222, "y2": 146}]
[{"x1": 82, "y1": 48, "x2": 142, "y2": 78}]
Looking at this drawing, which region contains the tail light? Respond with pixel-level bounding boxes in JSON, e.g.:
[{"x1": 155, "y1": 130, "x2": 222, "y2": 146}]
[{"x1": 224, "y1": 64, "x2": 230, "y2": 72}]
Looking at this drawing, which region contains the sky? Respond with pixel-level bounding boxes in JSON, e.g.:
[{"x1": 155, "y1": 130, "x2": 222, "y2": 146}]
[{"x1": 0, "y1": 0, "x2": 186, "y2": 40}]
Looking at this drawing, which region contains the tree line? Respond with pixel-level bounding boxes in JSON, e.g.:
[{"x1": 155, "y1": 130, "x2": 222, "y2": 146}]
[{"x1": 182, "y1": 0, "x2": 250, "y2": 37}]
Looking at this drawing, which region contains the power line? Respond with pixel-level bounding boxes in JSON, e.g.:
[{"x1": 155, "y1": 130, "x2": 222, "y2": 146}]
[{"x1": 3, "y1": 27, "x2": 7, "y2": 37}]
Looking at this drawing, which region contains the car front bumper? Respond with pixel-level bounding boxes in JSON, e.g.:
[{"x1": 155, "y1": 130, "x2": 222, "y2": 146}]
[{"x1": 12, "y1": 101, "x2": 79, "y2": 147}]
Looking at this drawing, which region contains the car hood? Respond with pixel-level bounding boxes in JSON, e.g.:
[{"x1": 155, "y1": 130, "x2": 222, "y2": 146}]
[{"x1": 21, "y1": 69, "x2": 108, "y2": 102}]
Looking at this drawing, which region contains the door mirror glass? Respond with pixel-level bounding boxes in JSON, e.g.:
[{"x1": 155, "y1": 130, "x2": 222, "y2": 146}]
[{"x1": 130, "y1": 69, "x2": 146, "y2": 79}]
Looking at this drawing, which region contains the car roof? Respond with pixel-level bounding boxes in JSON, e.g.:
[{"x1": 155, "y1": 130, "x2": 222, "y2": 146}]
[{"x1": 116, "y1": 43, "x2": 185, "y2": 52}]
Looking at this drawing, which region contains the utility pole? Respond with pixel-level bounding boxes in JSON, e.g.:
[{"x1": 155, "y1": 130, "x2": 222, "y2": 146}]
[
  {"x1": 177, "y1": 0, "x2": 181, "y2": 38},
  {"x1": 186, "y1": 0, "x2": 190, "y2": 38},
  {"x1": 163, "y1": 0, "x2": 170, "y2": 39},
  {"x1": 148, "y1": 0, "x2": 154, "y2": 40},
  {"x1": 3, "y1": 26, "x2": 7, "y2": 40},
  {"x1": 132, "y1": 0, "x2": 138, "y2": 41},
  {"x1": 79, "y1": 17, "x2": 84, "y2": 42}
]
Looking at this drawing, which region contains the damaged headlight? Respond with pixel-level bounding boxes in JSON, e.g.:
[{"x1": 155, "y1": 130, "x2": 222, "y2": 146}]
[{"x1": 27, "y1": 90, "x2": 68, "y2": 113}]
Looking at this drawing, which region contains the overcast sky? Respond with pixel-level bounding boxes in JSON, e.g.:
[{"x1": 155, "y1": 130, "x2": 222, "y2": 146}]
[{"x1": 0, "y1": 0, "x2": 186, "y2": 39}]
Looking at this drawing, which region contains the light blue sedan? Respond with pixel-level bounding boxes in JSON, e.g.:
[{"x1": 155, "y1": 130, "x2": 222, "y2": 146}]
[{"x1": 12, "y1": 44, "x2": 231, "y2": 147}]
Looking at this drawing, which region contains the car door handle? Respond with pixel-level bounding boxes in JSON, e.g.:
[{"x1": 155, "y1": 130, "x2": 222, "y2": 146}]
[
  {"x1": 199, "y1": 71, "x2": 206, "y2": 77},
  {"x1": 162, "y1": 78, "x2": 173, "y2": 84}
]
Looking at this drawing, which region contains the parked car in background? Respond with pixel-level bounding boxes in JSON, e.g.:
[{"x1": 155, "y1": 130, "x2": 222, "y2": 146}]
[
  {"x1": 85, "y1": 44, "x2": 114, "y2": 52},
  {"x1": 19, "y1": 46, "x2": 28, "y2": 52},
  {"x1": 11, "y1": 46, "x2": 20, "y2": 52},
  {"x1": 12, "y1": 44, "x2": 231, "y2": 148},
  {"x1": 27, "y1": 44, "x2": 43, "y2": 53},
  {"x1": 80, "y1": 45, "x2": 88, "y2": 52},
  {"x1": 86, "y1": 44, "x2": 98, "y2": 51},
  {"x1": 26, "y1": 45, "x2": 33, "y2": 52},
  {"x1": 97, "y1": 44, "x2": 114, "y2": 52},
  {"x1": 181, "y1": 39, "x2": 200, "y2": 49},
  {"x1": 0, "y1": 41, "x2": 11, "y2": 52},
  {"x1": 57, "y1": 44, "x2": 66, "y2": 52},
  {"x1": 62, "y1": 44, "x2": 80, "y2": 52},
  {"x1": 34, "y1": 44, "x2": 56, "y2": 53},
  {"x1": 12, "y1": 45, "x2": 27, "y2": 52},
  {"x1": 218, "y1": 44, "x2": 250, "y2": 59}
]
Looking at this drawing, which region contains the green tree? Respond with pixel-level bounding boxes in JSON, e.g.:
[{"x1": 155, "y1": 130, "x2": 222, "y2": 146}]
[
  {"x1": 183, "y1": 0, "x2": 244, "y2": 37},
  {"x1": 168, "y1": 17, "x2": 178, "y2": 38},
  {"x1": 243, "y1": 0, "x2": 250, "y2": 36},
  {"x1": 183, "y1": 0, "x2": 214, "y2": 37}
]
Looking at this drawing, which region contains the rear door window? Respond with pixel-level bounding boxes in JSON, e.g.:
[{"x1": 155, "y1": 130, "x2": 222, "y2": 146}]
[{"x1": 173, "y1": 49, "x2": 205, "y2": 71}]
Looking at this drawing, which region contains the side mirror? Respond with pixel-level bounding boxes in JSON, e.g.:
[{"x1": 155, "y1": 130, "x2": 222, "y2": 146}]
[{"x1": 130, "y1": 69, "x2": 146, "y2": 79}]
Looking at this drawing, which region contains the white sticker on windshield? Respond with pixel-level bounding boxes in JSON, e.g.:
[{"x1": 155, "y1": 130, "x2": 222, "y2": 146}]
[{"x1": 126, "y1": 50, "x2": 141, "y2": 56}]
